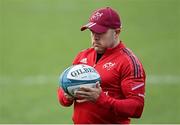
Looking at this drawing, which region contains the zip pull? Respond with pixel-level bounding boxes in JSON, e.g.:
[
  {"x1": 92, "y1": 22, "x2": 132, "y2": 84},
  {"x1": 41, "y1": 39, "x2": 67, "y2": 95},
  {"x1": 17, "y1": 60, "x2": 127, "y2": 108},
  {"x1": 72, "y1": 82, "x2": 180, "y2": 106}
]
[{"x1": 93, "y1": 64, "x2": 96, "y2": 67}]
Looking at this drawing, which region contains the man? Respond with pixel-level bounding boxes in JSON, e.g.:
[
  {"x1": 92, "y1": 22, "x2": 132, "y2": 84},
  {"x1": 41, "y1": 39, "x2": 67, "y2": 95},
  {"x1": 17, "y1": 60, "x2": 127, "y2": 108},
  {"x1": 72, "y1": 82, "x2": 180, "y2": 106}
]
[{"x1": 58, "y1": 7, "x2": 146, "y2": 124}]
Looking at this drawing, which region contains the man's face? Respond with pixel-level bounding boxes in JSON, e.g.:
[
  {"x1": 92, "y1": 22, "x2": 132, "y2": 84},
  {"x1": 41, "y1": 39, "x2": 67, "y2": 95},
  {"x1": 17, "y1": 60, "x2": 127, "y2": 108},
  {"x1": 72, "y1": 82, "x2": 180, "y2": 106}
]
[{"x1": 90, "y1": 29, "x2": 117, "y2": 54}]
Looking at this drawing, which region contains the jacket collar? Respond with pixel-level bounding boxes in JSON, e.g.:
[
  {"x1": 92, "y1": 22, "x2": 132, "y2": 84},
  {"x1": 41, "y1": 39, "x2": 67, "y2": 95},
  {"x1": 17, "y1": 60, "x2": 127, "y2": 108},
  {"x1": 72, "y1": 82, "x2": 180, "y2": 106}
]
[{"x1": 104, "y1": 41, "x2": 125, "y2": 54}]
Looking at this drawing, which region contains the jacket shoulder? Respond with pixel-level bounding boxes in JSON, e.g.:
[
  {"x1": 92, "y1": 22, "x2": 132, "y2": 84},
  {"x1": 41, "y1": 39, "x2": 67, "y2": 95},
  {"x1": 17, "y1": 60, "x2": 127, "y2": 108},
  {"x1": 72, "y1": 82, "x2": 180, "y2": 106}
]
[
  {"x1": 119, "y1": 47, "x2": 145, "y2": 79},
  {"x1": 72, "y1": 48, "x2": 94, "y2": 65}
]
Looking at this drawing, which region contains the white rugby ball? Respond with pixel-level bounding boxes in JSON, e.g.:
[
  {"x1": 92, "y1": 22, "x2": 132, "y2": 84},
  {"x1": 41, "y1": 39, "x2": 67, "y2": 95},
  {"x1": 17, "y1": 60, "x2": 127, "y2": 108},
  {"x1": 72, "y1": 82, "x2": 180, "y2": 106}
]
[{"x1": 59, "y1": 64, "x2": 101, "y2": 97}]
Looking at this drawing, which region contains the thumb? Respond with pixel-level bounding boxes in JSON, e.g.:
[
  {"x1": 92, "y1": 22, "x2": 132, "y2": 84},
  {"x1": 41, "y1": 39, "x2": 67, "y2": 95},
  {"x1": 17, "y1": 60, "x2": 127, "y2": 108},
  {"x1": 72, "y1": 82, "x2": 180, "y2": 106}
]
[{"x1": 95, "y1": 81, "x2": 101, "y2": 88}]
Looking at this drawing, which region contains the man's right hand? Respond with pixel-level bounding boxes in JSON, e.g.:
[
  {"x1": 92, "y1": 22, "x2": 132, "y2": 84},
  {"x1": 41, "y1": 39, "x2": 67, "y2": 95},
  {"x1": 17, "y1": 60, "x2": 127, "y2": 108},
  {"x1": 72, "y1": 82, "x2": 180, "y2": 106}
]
[{"x1": 64, "y1": 93, "x2": 74, "y2": 101}]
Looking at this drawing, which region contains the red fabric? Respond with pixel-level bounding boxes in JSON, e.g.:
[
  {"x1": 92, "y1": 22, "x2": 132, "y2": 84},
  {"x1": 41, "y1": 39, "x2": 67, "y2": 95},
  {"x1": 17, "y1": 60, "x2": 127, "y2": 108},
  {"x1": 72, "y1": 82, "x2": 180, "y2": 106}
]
[
  {"x1": 57, "y1": 88, "x2": 73, "y2": 107},
  {"x1": 58, "y1": 41, "x2": 146, "y2": 124}
]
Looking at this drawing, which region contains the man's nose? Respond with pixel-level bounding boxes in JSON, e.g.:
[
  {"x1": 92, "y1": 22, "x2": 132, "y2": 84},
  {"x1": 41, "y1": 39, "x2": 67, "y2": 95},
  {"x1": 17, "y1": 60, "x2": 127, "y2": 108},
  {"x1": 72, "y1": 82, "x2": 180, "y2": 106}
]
[{"x1": 92, "y1": 33, "x2": 100, "y2": 40}]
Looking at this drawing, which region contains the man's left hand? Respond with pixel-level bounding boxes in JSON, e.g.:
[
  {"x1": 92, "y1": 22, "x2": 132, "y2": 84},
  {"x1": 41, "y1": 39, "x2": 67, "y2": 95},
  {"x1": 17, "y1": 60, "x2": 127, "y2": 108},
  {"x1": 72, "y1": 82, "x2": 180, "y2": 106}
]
[{"x1": 74, "y1": 83, "x2": 102, "y2": 103}]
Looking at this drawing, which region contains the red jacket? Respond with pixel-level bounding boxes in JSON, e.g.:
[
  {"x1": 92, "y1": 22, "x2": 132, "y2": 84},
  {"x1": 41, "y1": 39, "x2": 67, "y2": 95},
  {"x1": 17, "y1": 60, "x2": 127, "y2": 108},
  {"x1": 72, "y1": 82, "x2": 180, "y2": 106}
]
[{"x1": 58, "y1": 41, "x2": 146, "y2": 124}]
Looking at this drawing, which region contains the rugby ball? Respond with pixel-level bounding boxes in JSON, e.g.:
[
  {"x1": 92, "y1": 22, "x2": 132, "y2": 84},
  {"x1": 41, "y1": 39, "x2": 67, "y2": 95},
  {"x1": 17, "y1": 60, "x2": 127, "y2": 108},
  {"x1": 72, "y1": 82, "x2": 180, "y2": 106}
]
[{"x1": 59, "y1": 64, "x2": 101, "y2": 97}]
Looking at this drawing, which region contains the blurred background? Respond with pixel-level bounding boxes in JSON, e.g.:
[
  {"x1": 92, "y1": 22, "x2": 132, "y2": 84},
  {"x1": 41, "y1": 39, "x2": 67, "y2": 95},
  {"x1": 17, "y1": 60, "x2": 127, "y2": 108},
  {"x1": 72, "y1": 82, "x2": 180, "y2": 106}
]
[{"x1": 0, "y1": 0, "x2": 180, "y2": 123}]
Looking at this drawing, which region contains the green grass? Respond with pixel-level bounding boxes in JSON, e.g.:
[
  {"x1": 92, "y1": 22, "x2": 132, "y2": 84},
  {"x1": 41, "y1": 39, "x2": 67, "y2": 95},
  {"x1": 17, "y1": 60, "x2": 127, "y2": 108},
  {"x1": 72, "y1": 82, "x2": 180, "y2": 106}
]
[
  {"x1": 0, "y1": 0, "x2": 180, "y2": 123},
  {"x1": 132, "y1": 84, "x2": 180, "y2": 124}
]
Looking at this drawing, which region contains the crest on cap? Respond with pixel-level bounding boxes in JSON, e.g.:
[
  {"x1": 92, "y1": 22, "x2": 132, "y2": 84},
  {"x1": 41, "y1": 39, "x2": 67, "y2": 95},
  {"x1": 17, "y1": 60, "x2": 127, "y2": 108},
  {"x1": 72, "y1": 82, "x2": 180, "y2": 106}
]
[{"x1": 90, "y1": 12, "x2": 104, "y2": 21}]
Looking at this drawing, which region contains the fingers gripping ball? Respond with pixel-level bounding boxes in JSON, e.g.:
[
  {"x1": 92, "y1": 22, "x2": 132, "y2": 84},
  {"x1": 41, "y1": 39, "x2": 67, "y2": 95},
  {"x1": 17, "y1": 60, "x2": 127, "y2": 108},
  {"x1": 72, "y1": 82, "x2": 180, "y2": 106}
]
[{"x1": 59, "y1": 64, "x2": 101, "y2": 97}]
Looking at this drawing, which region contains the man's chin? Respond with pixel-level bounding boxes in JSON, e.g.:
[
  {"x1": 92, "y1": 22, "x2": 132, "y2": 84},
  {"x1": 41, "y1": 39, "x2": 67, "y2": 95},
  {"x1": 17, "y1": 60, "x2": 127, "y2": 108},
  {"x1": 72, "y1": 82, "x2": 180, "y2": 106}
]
[{"x1": 94, "y1": 47, "x2": 105, "y2": 54}]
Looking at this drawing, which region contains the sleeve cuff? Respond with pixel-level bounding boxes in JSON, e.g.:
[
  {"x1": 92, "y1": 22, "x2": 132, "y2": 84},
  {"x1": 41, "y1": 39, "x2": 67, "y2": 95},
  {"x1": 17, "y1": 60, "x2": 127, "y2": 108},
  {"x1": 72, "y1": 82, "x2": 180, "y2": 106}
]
[
  {"x1": 95, "y1": 92, "x2": 112, "y2": 109},
  {"x1": 58, "y1": 88, "x2": 73, "y2": 106}
]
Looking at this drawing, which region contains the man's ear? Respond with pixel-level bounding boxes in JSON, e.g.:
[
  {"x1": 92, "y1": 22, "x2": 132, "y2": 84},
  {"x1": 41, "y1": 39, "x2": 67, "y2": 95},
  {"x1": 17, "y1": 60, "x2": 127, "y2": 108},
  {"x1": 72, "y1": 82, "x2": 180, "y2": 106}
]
[{"x1": 114, "y1": 28, "x2": 121, "y2": 39}]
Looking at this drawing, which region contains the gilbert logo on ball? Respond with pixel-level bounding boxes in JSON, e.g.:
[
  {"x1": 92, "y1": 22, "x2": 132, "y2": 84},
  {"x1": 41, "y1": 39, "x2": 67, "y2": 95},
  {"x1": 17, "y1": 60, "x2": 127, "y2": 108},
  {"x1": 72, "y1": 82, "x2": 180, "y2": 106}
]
[{"x1": 59, "y1": 64, "x2": 101, "y2": 97}]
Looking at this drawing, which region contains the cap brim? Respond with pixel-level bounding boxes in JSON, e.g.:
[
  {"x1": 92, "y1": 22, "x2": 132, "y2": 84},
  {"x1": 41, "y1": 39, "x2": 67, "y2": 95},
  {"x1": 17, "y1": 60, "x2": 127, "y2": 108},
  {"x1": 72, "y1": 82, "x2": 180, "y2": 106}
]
[{"x1": 81, "y1": 22, "x2": 108, "y2": 33}]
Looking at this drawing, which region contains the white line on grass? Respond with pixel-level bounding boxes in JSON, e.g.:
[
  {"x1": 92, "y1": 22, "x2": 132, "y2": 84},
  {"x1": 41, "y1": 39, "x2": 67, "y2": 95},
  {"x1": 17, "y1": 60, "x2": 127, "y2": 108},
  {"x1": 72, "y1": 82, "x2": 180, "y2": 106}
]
[
  {"x1": 0, "y1": 75, "x2": 180, "y2": 85},
  {"x1": 147, "y1": 75, "x2": 180, "y2": 84},
  {"x1": 0, "y1": 75, "x2": 57, "y2": 85}
]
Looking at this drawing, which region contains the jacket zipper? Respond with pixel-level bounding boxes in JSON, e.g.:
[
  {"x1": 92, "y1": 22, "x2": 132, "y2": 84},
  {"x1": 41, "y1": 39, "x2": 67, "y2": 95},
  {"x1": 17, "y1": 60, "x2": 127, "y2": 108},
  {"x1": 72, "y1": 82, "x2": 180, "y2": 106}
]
[{"x1": 93, "y1": 53, "x2": 105, "y2": 68}]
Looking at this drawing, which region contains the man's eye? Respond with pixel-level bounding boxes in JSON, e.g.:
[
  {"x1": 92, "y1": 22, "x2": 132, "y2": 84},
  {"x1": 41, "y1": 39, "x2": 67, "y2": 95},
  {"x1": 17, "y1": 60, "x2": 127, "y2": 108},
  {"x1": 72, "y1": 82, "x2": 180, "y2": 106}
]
[{"x1": 97, "y1": 33, "x2": 103, "y2": 35}]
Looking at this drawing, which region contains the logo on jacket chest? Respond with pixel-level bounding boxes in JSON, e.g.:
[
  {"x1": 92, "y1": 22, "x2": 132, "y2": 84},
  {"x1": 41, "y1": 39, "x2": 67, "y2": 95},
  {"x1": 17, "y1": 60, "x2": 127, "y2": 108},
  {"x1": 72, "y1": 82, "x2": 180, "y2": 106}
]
[
  {"x1": 80, "y1": 58, "x2": 87, "y2": 64},
  {"x1": 103, "y1": 62, "x2": 116, "y2": 71}
]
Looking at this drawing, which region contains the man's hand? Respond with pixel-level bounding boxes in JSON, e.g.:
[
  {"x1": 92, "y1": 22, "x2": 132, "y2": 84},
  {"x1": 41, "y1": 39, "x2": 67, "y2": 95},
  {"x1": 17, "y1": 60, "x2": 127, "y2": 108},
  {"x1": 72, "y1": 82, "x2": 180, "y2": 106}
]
[
  {"x1": 64, "y1": 93, "x2": 74, "y2": 101},
  {"x1": 74, "y1": 83, "x2": 102, "y2": 103}
]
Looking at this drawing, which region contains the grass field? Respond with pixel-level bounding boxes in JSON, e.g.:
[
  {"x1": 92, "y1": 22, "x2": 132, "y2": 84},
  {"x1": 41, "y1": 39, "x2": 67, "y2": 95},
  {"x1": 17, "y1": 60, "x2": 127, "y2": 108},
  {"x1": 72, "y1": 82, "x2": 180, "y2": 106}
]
[{"x1": 0, "y1": 0, "x2": 180, "y2": 123}]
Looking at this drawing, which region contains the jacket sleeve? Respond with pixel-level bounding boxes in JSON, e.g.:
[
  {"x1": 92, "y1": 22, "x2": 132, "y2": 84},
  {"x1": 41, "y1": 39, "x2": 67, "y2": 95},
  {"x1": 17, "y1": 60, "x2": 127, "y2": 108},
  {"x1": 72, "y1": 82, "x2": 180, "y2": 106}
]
[
  {"x1": 57, "y1": 51, "x2": 83, "y2": 107},
  {"x1": 57, "y1": 88, "x2": 74, "y2": 107},
  {"x1": 95, "y1": 57, "x2": 146, "y2": 118}
]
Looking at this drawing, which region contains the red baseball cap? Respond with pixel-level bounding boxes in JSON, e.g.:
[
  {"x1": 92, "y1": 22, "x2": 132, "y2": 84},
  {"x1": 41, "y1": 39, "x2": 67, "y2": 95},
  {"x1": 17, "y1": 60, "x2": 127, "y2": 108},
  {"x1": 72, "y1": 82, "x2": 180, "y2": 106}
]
[{"x1": 81, "y1": 7, "x2": 121, "y2": 33}]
